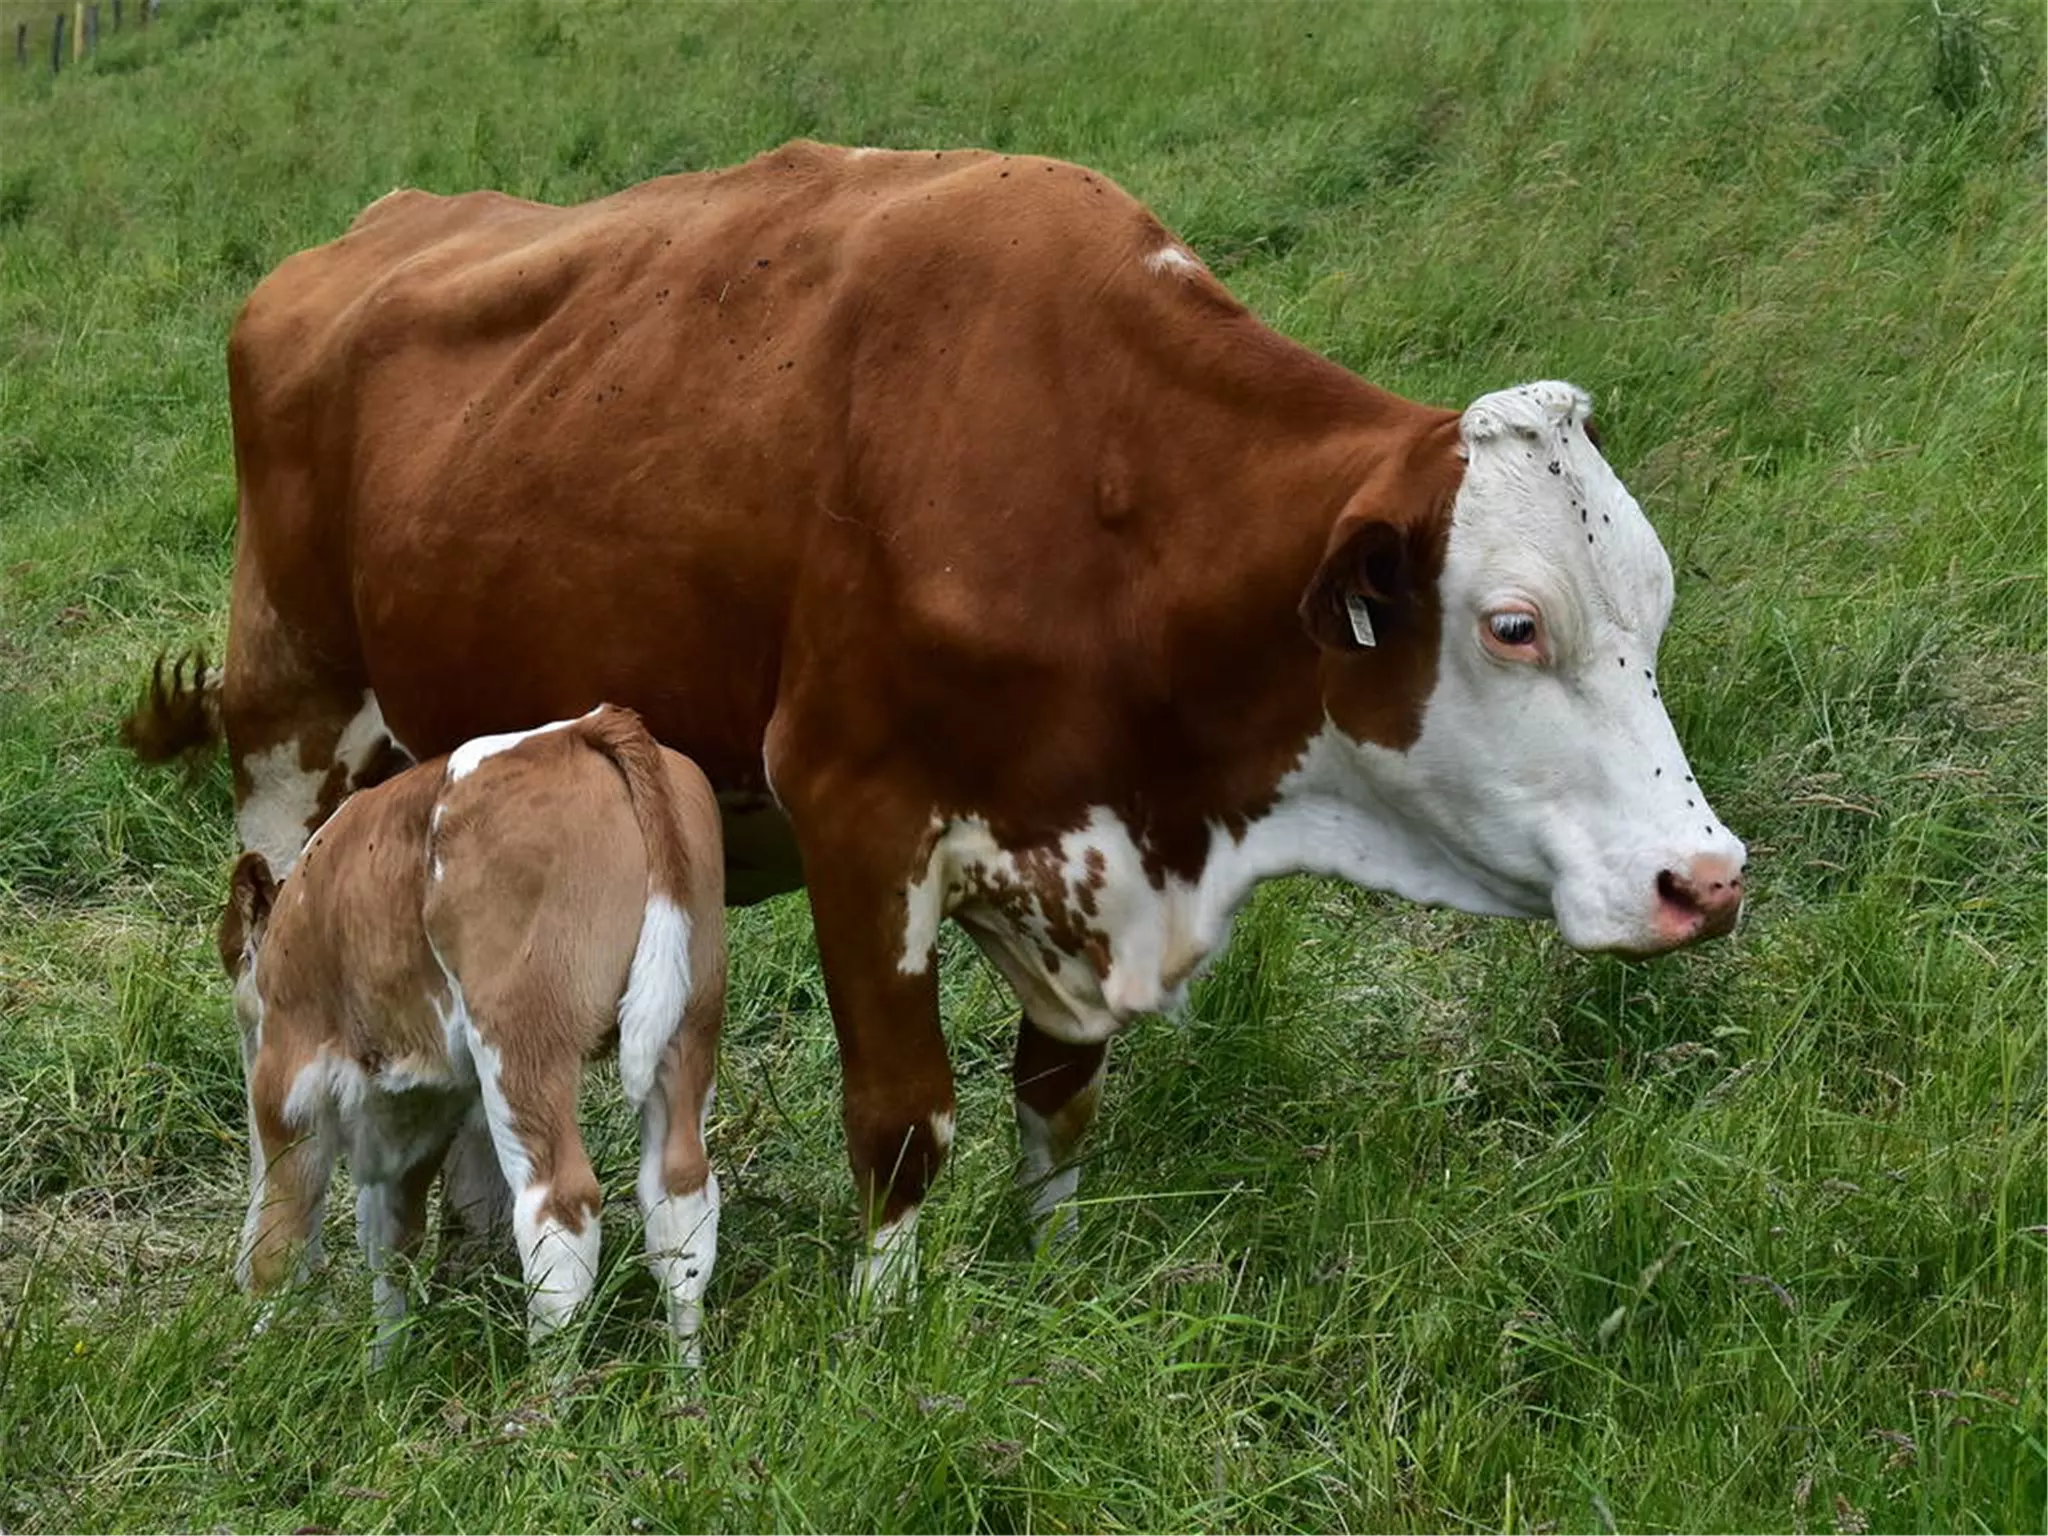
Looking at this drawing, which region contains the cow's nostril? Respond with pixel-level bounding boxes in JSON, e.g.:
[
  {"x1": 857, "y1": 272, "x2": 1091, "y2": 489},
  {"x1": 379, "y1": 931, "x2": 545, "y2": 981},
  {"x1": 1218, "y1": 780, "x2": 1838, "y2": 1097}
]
[{"x1": 1656, "y1": 868, "x2": 1701, "y2": 915}]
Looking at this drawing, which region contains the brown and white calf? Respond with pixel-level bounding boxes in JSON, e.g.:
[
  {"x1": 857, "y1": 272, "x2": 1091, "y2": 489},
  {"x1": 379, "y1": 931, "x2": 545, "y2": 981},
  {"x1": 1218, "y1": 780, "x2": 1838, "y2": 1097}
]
[{"x1": 219, "y1": 705, "x2": 726, "y2": 1358}]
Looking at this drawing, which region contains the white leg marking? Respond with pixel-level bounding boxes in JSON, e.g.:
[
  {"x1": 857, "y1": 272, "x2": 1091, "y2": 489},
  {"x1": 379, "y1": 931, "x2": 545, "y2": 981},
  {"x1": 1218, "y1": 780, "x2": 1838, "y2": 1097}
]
[
  {"x1": 445, "y1": 708, "x2": 598, "y2": 782},
  {"x1": 636, "y1": 1082, "x2": 720, "y2": 1363},
  {"x1": 333, "y1": 688, "x2": 399, "y2": 780},
  {"x1": 851, "y1": 1207, "x2": 920, "y2": 1306},
  {"x1": 233, "y1": 977, "x2": 268, "y2": 1292},
  {"x1": 929, "y1": 1109, "x2": 955, "y2": 1156},
  {"x1": 514, "y1": 1183, "x2": 602, "y2": 1339},
  {"x1": 1016, "y1": 1054, "x2": 1104, "y2": 1246},
  {"x1": 616, "y1": 895, "x2": 692, "y2": 1109},
  {"x1": 1016, "y1": 1099, "x2": 1082, "y2": 1240}
]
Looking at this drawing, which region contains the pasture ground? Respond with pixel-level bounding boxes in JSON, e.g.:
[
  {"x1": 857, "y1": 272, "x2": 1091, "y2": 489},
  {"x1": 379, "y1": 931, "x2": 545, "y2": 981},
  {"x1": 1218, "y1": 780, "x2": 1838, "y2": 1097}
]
[{"x1": 1, "y1": 2, "x2": 2042, "y2": 1531}]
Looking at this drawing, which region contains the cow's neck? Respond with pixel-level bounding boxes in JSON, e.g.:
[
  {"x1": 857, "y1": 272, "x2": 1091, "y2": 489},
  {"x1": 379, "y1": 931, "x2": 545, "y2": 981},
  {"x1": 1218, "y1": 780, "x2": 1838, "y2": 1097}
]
[
  {"x1": 937, "y1": 731, "x2": 1522, "y2": 1045},
  {"x1": 935, "y1": 397, "x2": 1483, "y2": 1039}
]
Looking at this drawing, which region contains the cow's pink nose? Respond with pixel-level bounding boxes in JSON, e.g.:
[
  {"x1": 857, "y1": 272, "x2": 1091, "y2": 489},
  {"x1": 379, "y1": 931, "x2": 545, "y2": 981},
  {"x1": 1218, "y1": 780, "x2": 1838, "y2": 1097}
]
[{"x1": 1654, "y1": 855, "x2": 1744, "y2": 943}]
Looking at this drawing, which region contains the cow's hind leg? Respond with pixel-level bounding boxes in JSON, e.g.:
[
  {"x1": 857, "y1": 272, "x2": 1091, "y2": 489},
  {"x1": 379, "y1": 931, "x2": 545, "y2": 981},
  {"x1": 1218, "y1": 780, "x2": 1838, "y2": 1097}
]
[
  {"x1": 636, "y1": 973, "x2": 723, "y2": 1364},
  {"x1": 1013, "y1": 1016, "x2": 1108, "y2": 1247}
]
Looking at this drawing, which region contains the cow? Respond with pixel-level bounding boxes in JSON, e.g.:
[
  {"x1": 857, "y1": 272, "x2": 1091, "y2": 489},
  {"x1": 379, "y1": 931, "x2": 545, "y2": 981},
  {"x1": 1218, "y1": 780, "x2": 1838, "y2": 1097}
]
[
  {"x1": 127, "y1": 140, "x2": 1745, "y2": 1302},
  {"x1": 219, "y1": 705, "x2": 727, "y2": 1360}
]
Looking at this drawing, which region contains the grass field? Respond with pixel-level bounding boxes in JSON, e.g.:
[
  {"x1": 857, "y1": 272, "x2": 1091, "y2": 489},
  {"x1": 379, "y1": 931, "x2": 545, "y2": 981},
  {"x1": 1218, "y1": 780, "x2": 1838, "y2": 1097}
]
[{"x1": 1, "y1": 1, "x2": 2043, "y2": 1531}]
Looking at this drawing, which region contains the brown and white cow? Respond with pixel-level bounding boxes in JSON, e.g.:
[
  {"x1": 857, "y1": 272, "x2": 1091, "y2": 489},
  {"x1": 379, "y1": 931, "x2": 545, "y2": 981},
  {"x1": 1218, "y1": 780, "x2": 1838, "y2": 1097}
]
[
  {"x1": 130, "y1": 140, "x2": 1744, "y2": 1300},
  {"x1": 221, "y1": 705, "x2": 726, "y2": 1358}
]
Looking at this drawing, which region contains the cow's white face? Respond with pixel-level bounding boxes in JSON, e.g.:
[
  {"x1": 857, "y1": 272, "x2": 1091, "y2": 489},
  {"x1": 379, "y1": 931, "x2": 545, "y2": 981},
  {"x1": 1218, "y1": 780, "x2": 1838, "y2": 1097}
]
[{"x1": 1310, "y1": 381, "x2": 1745, "y2": 955}]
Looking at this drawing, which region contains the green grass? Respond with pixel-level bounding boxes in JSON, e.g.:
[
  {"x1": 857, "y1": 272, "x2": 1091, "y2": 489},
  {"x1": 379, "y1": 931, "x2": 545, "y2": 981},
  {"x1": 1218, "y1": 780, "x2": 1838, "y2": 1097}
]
[{"x1": 1, "y1": 0, "x2": 2042, "y2": 1530}]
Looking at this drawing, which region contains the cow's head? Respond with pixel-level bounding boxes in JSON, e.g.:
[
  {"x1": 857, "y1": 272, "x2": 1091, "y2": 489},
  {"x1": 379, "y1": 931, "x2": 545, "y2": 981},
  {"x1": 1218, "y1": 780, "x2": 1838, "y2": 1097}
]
[{"x1": 1301, "y1": 381, "x2": 1745, "y2": 955}]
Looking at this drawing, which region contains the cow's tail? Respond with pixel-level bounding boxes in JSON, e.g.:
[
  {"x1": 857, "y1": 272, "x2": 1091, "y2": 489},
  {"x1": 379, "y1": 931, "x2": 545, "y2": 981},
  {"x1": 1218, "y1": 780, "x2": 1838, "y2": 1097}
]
[
  {"x1": 120, "y1": 651, "x2": 224, "y2": 769},
  {"x1": 580, "y1": 705, "x2": 700, "y2": 1110}
]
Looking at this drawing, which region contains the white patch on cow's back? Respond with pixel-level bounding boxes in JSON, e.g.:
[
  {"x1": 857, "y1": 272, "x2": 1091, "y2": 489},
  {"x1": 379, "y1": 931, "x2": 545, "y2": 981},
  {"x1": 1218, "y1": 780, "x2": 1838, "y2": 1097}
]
[
  {"x1": 445, "y1": 708, "x2": 597, "y2": 783},
  {"x1": 616, "y1": 895, "x2": 692, "y2": 1109},
  {"x1": 1144, "y1": 243, "x2": 1201, "y2": 276}
]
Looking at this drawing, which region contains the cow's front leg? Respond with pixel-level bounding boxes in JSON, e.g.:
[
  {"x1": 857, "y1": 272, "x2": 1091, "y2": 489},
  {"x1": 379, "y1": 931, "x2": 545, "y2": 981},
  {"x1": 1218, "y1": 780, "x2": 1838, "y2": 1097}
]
[
  {"x1": 1013, "y1": 1015, "x2": 1107, "y2": 1247},
  {"x1": 805, "y1": 859, "x2": 956, "y2": 1306}
]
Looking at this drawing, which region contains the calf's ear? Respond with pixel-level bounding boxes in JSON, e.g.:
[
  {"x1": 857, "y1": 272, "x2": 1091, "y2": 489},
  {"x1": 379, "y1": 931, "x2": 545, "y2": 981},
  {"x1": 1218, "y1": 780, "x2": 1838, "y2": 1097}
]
[
  {"x1": 218, "y1": 851, "x2": 278, "y2": 975},
  {"x1": 1299, "y1": 515, "x2": 1418, "y2": 653}
]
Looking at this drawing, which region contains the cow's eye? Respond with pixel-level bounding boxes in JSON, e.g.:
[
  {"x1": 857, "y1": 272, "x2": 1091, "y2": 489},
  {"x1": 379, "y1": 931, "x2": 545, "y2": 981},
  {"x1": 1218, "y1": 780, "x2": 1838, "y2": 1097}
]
[{"x1": 1488, "y1": 612, "x2": 1537, "y2": 647}]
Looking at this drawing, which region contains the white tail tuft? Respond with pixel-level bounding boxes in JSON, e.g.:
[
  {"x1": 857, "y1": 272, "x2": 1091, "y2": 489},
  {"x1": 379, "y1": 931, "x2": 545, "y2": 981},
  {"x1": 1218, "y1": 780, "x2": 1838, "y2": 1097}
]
[{"x1": 617, "y1": 894, "x2": 692, "y2": 1107}]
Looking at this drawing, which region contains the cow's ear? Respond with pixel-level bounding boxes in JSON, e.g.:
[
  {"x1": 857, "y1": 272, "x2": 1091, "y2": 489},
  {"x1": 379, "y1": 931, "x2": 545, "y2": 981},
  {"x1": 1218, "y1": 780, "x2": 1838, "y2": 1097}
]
[
  {"x1": 1299, "y1": 516, "x2": 1415, "y2": 653},
  {"x1": 219, "y1": 850, "x2": 277, "y2": 975}
]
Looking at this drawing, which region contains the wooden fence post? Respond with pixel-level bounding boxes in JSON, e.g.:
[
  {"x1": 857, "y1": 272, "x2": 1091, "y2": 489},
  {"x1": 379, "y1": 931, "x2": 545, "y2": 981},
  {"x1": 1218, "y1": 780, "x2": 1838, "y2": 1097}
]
[
  {"x1": 15, "y1": 21, "x2": 27, "y2": 66},
  {"x1": 113, "y1": 0, "x2": 122, "y2": 30},
  {"x1": 71, "y1": 3, "x2": 84, "y2": 62},
  {"x1": 50, "y1": 11, "x2": 64, "y2": 71},
  {"x1": 86, "y1": 3, "x2": 99, "y2": 52}
]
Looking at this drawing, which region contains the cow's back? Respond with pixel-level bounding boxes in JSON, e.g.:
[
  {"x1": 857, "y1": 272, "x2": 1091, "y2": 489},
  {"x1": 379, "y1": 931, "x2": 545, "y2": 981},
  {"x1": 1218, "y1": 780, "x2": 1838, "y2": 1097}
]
[{"x1": 230, "y1": 145, "x2": 1009, "y2": 787}]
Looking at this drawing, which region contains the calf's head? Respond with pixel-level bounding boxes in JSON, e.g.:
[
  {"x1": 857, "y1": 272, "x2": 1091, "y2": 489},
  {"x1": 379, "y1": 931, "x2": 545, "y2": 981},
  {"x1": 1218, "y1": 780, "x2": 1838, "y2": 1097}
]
[{"x1": 1303, "y1": 381, "x2": 1745, "y2": 956}]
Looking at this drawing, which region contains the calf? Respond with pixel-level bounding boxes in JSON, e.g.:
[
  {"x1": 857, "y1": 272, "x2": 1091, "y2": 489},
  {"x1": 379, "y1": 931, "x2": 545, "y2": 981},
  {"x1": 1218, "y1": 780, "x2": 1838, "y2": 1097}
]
[{"x1": 219, "y1": 705, "x2": 727, "y2": 1360}]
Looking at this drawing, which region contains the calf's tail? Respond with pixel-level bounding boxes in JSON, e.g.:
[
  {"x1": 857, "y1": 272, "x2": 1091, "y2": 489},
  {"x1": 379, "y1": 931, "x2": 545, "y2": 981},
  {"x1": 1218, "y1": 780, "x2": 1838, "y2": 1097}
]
[
  {"x1": 578, "y1": 705, "x2": 699, "y2": 1109},
  {"x1": 120, "y1": 651, "x2": 224, "y2": 768}
]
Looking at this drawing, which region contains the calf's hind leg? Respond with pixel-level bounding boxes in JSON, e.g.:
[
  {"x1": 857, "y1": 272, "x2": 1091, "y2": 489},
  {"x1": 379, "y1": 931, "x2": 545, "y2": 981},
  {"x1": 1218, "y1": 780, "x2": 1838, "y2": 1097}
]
[
  {"x1": 636, "y1": 967, "x2": 725, "y2": 1363},
  {"x1": 461, "y1": 1013, "x2": 606, "y2": 1342}
]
